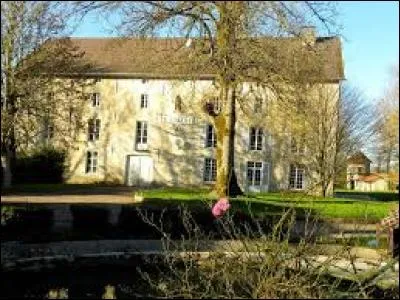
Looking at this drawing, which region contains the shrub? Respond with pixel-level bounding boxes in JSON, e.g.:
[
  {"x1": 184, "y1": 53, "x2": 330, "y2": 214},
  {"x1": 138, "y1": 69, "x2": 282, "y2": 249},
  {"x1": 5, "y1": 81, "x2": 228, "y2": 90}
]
[
  {"x1": 132, "y1": 206, "x2": 399, "y2": 299},
  {"x1": 14, "y1": 147, "x2": 66, "y2": 184}
]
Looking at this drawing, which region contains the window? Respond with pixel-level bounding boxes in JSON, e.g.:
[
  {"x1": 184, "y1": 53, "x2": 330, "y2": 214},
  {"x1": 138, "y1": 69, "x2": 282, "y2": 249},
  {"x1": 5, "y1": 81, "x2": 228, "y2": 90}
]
[
  {"x1": 204, "y1": 158, "x2": 217, "y2": 182},
  {"x1": 47, "y1": 124, "x2": 54, "y2": 140},
  {"x1": 290, "y1": 137, "x2": 306, "y2": 154},
  {"x1": 86, "y1": 151, "x2": 98, "y2": 173},
  {"x1": 175, "y1": 95, "x2": 182, "y2": 112},
  {"x1": 250, "y1": 127, "x2": 263, "y2": 150},
  {"x1": 205, "y1": 97, "x2": 221, "y2": 115},
  {"x1": 206, "y1": 124, "x2": 216, "y2": 148},
  {"x1": 136, "y1": 121, "x2": 148, "y2": 145},
  {"x1": 88, "y1": 119, "x2": 100, "y2": 141},
  {"x1": 91, "y1": 93, "x2": 100, "y2": 107},
  {"x1": 142, "y1": 79, "x2": 147, "y2": 84},
  {"x1": 289, "y1": 164, "x2": 305, "y2": 190},
  {"x1": 141, "y1": 94, "x2": 148, "y2": 108},
  {"x1": 247, "y1": 161, "x2": 263, "y2": 186},
  {"x1": 254, "y1": 97, "x2": 262, "y2": 113}
]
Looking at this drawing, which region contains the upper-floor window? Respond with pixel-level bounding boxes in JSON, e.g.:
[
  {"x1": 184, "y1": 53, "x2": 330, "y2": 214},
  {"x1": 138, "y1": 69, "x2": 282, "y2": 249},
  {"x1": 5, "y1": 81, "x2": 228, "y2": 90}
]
[
  {"x1": 254, "y1": 97, "x2": 263, "y2": 113},
  {"x1": 203, "y1": 158, "x2": 217, "y2": 182},
  {"x1": 250, "y1": 127, "x2": 263, "y2": 150},
  {"x1": 206, "y1": 124, "x2": 216, "y2": 148},
  {"x1": 86, "y1": 151, "x2": 98, "y2": 173},
  {"x1": 136, "y1": 121, "x2": 148, "y2": 146},
  {"x1": 88, "y1": 119, "x2": 100, "y2": 141},
  {"x1": 141, "y1": 94, "x2": 148, "y2": 108},
  {"x1": 91, "y1": 93, "x2": 100, "y2": 107},
  {"x1": 175, "y1": 95, "x2": 182, "y2": 112},
  {"x1": 290, "y1": 137, "x2": 305, "y2": 154},
  {"x1": 44, "y1": 117, "x2": 54, "y2": 141},
  {"x1": 289, "y1": 164, "x2": 305, "y2": 190},
  {"x1": 205, "y1": 97, "x2": 221, "y2": 116},
  {"x1": 142, "y1": 79, "x2": 147, "y2": 84}
]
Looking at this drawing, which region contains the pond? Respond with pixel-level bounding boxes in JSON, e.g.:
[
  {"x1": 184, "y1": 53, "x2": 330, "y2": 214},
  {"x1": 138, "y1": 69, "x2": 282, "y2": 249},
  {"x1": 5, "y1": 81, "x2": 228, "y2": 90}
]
[{"x1": 1, "y1": 259, "x2": 162, "y2": 299}]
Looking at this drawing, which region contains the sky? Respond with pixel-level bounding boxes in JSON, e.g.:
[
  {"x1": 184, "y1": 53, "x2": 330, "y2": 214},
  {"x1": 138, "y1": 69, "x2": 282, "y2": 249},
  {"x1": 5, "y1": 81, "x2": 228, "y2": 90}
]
[{"x1": 70, "y1": 1, "x2": 399, "y2": 104}]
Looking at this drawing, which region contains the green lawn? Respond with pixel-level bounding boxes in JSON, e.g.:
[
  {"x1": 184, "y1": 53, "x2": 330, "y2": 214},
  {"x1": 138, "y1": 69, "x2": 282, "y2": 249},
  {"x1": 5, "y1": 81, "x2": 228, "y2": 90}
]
[
  {"x1": 139, "y1": 187, "x2": 398, "y2": 222},
  {"x1": 2, "y1": 184, "x2": 397, "y2": 222}
]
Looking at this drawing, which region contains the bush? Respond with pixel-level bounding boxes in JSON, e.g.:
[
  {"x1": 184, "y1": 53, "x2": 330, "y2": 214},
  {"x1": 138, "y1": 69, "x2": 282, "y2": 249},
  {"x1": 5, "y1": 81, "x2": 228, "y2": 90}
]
[
  {"x1": 132, "y1": 207, "x2": 399, "y2": 299},
  {"x1": 14, "y1": 147, "x2": 66, "y2": 184}
]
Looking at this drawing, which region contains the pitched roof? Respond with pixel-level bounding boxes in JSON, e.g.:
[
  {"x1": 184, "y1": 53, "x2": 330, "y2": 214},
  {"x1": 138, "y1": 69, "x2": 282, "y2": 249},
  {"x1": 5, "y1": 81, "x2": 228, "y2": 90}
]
[
  {"x1": 358, "y1": 173, "x2": 386, "y2": 183},
  {"x1": 39, "y1": 36, "x2": 344, "y2": 80},
  {"x1": 347, "y1": 152, "x2": 372, "y2": 164}
]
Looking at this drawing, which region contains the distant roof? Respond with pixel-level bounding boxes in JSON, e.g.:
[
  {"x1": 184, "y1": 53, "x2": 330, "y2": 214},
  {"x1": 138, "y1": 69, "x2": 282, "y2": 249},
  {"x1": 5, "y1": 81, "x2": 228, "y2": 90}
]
[
  {"x1": 358, "y1": 173, "x2": 386, "y2": 183},
  {"x1": 347, "y1": 152, "x2": 372, "y2": 164},
  {"x1": 37, "y1": 36, "x2": 344, "y2": 80}
]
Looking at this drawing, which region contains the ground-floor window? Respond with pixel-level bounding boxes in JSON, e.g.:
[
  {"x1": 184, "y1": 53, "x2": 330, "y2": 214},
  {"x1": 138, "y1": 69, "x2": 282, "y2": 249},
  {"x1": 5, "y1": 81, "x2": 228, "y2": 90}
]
[
  {"x1": 247, "y1": 161, "x2": 263, "y2": 186},
  {"x1": 86, "y1": 151, "x2": 98, "y2": 173},
  {"x1": 136, "y1": 121, "x2": 148, "y2": 147},
  {"x1": 289, "y1": 164, "x2": 305, "y2": 190},
  {"x1": 204, "y1": 158, "x2": 217, "y2": 182}
]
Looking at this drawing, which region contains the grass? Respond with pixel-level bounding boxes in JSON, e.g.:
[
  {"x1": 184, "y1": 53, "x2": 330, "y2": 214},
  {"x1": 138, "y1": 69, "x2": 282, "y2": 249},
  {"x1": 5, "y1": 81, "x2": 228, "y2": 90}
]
[
  {"x1": 334, "y1": 190, "x2": 399, "y2": 202},
  {"x1": 2, "y1": 184, "x2": 398, "y2": 222},
  {"x1": 139, "y1": 187, "x2": 398, "y2": 222}
]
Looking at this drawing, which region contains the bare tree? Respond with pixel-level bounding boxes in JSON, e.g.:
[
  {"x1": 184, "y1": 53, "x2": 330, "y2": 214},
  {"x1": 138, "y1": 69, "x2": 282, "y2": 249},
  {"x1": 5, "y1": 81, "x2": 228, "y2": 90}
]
[
  {"x1": 74, "y1": 1, "x2": 340, "y2": 197},
  {"x1": 373, "y1": 64, "x2": 399, "y2": 173},
  {"x1": 1, "y1": 1, "x2": 92, "y2": 187}
]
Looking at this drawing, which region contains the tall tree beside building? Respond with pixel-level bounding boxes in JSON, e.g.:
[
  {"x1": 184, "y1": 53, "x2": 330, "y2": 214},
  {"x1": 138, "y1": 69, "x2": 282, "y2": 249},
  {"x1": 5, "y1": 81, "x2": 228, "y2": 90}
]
[
  {"x1": 373, "y1": 64, "x2": 399, "y2": 173},
  {"x1": 1, "y1": 1, "x2": 91, "y2": 187},
  {"x1": 77, "y1": 1, "x2": 340, "y2": 197}
]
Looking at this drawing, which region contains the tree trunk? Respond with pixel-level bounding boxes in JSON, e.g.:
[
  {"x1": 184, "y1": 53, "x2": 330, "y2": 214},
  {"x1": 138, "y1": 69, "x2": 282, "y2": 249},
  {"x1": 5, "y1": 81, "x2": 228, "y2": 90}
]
[
  {"x1": 213, "y1": 2, "x2": 243, "y2": 198},
  {"x1": 215, "y1": 83, "x2": 243, "y2": 198}
]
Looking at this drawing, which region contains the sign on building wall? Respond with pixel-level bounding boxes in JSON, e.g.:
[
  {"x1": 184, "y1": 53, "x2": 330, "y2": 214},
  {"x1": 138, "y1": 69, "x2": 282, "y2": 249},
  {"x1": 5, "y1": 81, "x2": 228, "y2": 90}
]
[{"x1": 158, "y1": 113, "x2": 197, "y2": 125}]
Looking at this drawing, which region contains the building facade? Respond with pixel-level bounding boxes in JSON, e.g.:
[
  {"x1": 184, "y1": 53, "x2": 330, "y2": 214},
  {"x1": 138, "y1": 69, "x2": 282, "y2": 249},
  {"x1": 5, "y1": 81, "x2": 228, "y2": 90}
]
[{"x1": 41, "y1": 33, "x2": 344, "y2": 193}]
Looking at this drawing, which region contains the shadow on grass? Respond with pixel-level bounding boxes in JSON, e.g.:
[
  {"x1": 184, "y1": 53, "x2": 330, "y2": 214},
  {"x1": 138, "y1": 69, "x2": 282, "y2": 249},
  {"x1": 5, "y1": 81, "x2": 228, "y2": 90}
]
[{"x1": 1, "y1": 183, "x2": 136, "y2": 197}]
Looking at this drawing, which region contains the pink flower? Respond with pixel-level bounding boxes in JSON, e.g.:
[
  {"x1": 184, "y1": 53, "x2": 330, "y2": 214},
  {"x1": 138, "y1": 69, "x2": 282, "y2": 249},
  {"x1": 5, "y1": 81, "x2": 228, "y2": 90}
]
[{"x1": 212, "y1": 197, "x2": 231, "y2": 218}]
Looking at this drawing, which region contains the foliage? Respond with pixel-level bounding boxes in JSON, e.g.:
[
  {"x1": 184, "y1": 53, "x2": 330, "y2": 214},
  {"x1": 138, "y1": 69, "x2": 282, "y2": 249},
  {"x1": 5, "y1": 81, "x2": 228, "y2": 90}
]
[
  {"x1": 14, "y1": 146, "x2": 66, "y2": 184},
  {"x1": 76, "y1": 1, "x2": 341, "y2": 197},
  {"x1": 133, "y1": 207, "x2": 399, "y2": 299}
]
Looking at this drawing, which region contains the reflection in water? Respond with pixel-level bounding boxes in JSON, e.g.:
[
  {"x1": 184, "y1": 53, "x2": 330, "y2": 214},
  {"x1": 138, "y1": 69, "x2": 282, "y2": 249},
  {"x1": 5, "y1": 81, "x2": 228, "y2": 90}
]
[
  {"x1": 102, "y1": 285, "x2": 116, "y2": 299},
  {"x1": 47, "y1": 288, "x2": 69, "y2": 299}
]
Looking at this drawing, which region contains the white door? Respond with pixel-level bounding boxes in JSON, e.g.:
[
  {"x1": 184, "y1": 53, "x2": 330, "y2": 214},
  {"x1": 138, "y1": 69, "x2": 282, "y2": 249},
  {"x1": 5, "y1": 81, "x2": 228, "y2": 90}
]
[
  {"x1": 127, "y1": 155, "x2": 153, "y2": 186},
  {"x1": 246, "y1": 161, "x2": 269, "y2": 193}
]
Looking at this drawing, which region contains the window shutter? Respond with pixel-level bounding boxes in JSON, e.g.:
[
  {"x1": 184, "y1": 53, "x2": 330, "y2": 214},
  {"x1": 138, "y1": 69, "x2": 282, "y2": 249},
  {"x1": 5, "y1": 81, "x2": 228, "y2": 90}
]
[
  {"x1": 199, "y1": 157, "x2": 205, "y2": 184},
  {"x1": 245, "y1": 126, "x2": 250, "y2": 151},
  {"x1": 200, "y1": 123, "x2": 207, "y2": 148},
  {"x1": 242, "y1": 161, "x2": 248, "y2": 193},
  {"x1": 263, "y1": 162, "x2": 270, "y2": 192}
]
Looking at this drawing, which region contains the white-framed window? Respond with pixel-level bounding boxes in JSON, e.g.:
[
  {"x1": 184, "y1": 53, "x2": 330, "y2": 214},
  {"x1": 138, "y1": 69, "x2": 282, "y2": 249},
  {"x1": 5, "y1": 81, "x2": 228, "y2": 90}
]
[
  {"x1": 250, "y1": 127, "x2": 263, "y2": 150},
  {"x1": 85, "y1": 151, "x2": 98, "y2": 173},
  {"x1": 203, "y1": 158, "x2": 217, "y2": 182},
  {"x1": 247, "y1": 161, "x2": 263, "y2": 186},
  {"x1": 290, "y1": 137, "x2": 306, "y2": 154},
  {"x1": 88, "y1": 119, "x2": 100, "y2": 141},
  {"x1": 141, "y1": 94, "x2": 148, "y2": 108},
  {"x1": 205, "y1": 124, "x2": 216, "y2": 148},
  {"x1": 136, "y1": 121, "x2": 148, "y2": 146},
  {"x1": 91, "y1": 92, "x2": 100, "y2": 107},
  {"x1": 205, "y1": 97, "x2": 221, "y2": 115},
  {"x1": 254, "y1": 97, "x2": 263, "y2": 113},
  {"x1": 46, "y1": 124, "x2": 54, "y2": 140},
  {"x1": 289, "y1": 164, "x2": 305, "y2": 190}
]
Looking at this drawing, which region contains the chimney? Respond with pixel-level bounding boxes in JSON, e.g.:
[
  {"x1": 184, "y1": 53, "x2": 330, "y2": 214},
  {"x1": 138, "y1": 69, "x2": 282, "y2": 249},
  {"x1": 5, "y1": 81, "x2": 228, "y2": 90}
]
[{"x1": 300, "y1": 26, "x2": 316, "y2": 46}]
